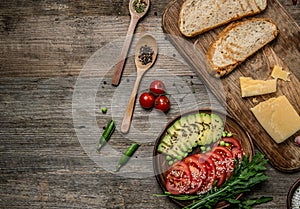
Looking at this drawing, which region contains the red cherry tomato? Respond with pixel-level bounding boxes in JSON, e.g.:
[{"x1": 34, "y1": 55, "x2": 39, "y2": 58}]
[
  {"x1": 139, "y1": 92, "x2": 155, "y2": 109},
  {"x1": 165, "y1": 161, "x2": 192, "y2": 195},
  {"x1": 150, "y1": 80, "x2": 166, "y2": 95},
  {"x1": 154, "y1": 95, "x2": 170, "y2": 112}
]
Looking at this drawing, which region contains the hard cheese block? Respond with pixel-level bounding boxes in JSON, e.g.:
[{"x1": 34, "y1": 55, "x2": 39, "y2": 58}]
[
  {"x1": 251, "y1": 95, "x2": 300, "y2": 143},
  {"x1": 271, "y1": 65, "x2": 290, "y2": 81},
  {"x1": 240, "y1": 77, "x2": 277, "y2": 97}
]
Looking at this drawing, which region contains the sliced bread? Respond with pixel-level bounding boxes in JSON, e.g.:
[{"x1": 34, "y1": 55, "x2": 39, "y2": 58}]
[
  {"x1": 178, "y1": 0, "x2": 267, "y2": 37},
  {"x1": 206, "y1": 18, "x2": 278, "y2": 77}
]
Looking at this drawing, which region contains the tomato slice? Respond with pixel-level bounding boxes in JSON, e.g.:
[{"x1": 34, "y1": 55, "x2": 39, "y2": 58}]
[
  {"x1": 212, "y1": 146, "x2": 232, "y2": 159},
  {"x1": 212, "y1": 146, "x2": 235, "y2": 180},
  {"x1": 232, "y1": 147, "x2": 243, "y2": 161},
  {"x1": 183, "y1": 155, "x2": 208, "y2": 194},
  {"x1": 215, "y1": 137, "x2": 242, "y2": 151},
  {"x1": 165, "y1": 161, "x2": 192, "y2": 195},
  {"x1": 197, "y1": 154, "x2": 216, "y2": 194},
  {"x1": 206, "y1": 151, "x2": 227, "y2": 187}
]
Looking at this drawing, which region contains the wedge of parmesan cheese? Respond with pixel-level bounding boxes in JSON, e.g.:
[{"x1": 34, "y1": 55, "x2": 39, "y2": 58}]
[
  {"x1": 271, "y1": 65, "x2": 290, "y2": 81},
  {"x1": 240, "y1": 77, "x2": 277, "y2": 97},
  {"x1": 251, "y1": 95, "x2": 300, "y2": 143}
]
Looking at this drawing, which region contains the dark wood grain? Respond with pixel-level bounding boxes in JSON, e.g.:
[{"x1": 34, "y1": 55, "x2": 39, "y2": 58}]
[
  {"x1": 162, "y1": 0, "x2": 300, "y2": 172},
  {"x1": 0, "y1": 0, "x2": 300, "y2": 208}
]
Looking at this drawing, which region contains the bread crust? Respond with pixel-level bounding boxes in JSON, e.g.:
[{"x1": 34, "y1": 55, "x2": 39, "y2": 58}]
[
  {"x1": 178, "y1": 0, "x2": 267, "y2": 37},
  {"x1": 206, "y1": 18, "x2": 278, "y2": 77}
]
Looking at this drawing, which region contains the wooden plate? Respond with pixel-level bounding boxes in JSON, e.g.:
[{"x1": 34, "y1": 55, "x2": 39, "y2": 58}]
[{"x1": 153, "y1": 109, "x2": 254, "y2": 208}]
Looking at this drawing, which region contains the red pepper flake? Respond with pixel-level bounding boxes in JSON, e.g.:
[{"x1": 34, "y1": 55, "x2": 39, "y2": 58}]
[{"x1": 292, "y1": 0, "x2": 297, "y2": 5}]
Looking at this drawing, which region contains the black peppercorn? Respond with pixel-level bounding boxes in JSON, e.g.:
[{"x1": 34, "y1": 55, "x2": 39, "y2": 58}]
[{"x1": 138, "y1": 45, "x2": 154, "y2": 65}]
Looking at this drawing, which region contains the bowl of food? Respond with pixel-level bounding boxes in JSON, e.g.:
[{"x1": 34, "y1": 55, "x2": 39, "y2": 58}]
[
  {"x1": 153, "y1": 109, "x2": 255, "y2": 208},
  {"x1": 287, "y1": 178, "x2": 300, "y2": 209}
]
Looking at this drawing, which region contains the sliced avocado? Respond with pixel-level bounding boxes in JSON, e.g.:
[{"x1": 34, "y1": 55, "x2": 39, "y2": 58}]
[
  {"x1": 157, "y1": 143, "x2": 170, "y2": 155},
  {"x1": 194, "y1": 112, "x2": 202, "y2": 123},
  {"x1": 157, "y1": 140, "x2": 185, "y2": 159},
  {"x1": 179, "y1": 115, "x2": 189, "y2": 127},
  {"x1": 189, "y1": 123, "x2": 200, "y2": 148},
  {"x1": 166, "y1": 125, "x2": 180, "y2": 140},
  {"x1": 194, "y1": 122, "x2": 208, "y2": 145},
  {"x1": 157, "y1": 112, "x2": 224, "y2": 161},
  {"x1": 162, "y1": 125, "x2": 189, "y2": 152},
  {"x1": 186, "y1": 113, "x2": 197, "y2": 124},
  {"x1": 172, "y1": 120, "x2": 182, "y2": 130},
  {"x1": 200, "y1": 113, "x2": 213, "y2": 144},
  {"x1": 161, "y1": 134, "x2": 173, "y2": 146},
  {"x1": 210, "y1": 113, "x2": 224, "y2": 143}
]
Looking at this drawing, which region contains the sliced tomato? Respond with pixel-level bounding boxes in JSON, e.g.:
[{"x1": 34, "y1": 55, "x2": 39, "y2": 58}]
[
  {"x1": 212, "y1": 146, "x2": 235, "y2": 180},
  {"x1": 165, "y1": 161, "x2": 192, "y2": 195},
  {"x1": 183, "y1": 155, "x2": 207, "y2": 194},
  {"x1": 222, "y1": 137, "x2": 242, "y2": 150},
  {"x1": 206, "y1": 151, "x2": 227, "y2": 187},
  {"x1": 232, "y1": 147, "x2": 243, "y2": 161},
  {"x1": 198, "y1": 154, "x2": 216, "y2": 194},
  {"x1": 212, "y1": 146, "x2": 232, "y2": 159},
  {"x1": 215, "y1": 137, "x2": 242, "y2": 151}
]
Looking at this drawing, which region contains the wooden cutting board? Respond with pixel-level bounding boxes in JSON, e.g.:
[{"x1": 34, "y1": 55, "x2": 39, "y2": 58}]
[{"x1": 162, "y1": 0, "x2": 300, "y2": 172}]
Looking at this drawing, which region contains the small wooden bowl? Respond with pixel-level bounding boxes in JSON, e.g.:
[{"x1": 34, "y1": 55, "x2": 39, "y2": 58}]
[
  {"x1": 153, "y1": 109, "x2": 255, "y2": 208},
  {"x1": 287, "y1": 178, "x2": 300, "y2": 209}
]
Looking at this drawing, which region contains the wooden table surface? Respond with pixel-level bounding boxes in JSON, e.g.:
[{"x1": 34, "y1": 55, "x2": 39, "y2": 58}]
[{"x1": 0, "y1": 0, "x2": 299, "y2": 208}]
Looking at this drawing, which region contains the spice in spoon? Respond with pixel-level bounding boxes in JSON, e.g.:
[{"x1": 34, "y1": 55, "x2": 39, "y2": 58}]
[
  {"x1": 133, "y1": 0, "x2": 147, "y2": 13},
  {"x1": 138, "y1": 45, "x2": 154, "y2": 65}
]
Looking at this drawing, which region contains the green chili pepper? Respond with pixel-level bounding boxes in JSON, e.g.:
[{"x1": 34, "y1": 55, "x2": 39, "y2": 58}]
[
  {"x1": 96, "y1": 119, "x2": 115, "y2": 152},
  {"x1": 116, "y1": 143, "x2": 140, "y2": 172}
]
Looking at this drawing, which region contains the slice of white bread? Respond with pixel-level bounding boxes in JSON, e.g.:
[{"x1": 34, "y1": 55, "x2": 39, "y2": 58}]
[
  {"x1": 206, "y1": 18, "x2": 278, "y2": 77},
  {"x1": 179, "y1": 0, "x2": 267, "y2": 37}
]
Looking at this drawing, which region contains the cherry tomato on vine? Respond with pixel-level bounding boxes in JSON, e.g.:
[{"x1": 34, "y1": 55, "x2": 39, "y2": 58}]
[
  {"x1": 150, "y1": 80, "x2": 166, "y2": 95},
  {"x1": 139, "y1": 92, "x2": 155, "y2": 109},
  {"x1": 154, "y1": 95, "x2": 170, "y2": 112}
]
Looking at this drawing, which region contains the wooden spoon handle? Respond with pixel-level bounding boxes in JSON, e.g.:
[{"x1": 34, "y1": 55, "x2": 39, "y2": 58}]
[
  {"x1": 111, "y1": 16, "x2": 139, "y2": 86},
  {"x1": 121, "y1": 71, "x2": 144, "y2": 133}
]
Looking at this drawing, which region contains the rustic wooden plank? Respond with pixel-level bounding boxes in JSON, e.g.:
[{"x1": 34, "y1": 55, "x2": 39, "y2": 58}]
[{"x1": 0, "y1": 0, "x2": 300, "y2": 208}]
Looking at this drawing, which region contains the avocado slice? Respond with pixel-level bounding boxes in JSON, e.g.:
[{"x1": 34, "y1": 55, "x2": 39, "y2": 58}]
[
  {"x1": 210, "y1": 113, "x2": 224, "y2": 142},
  {"x1": 158, "y1": 135, "x2": 186, "y2": 159}
]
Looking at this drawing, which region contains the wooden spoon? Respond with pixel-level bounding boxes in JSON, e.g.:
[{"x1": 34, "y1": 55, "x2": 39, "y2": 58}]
[
  {"x1": 111, "y1": 0, "x2": 150, "y2": 86},
  {"x1": 121, "y1": 34, "x2": 158, "y2": 134}
]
